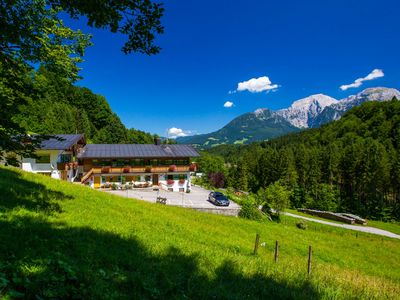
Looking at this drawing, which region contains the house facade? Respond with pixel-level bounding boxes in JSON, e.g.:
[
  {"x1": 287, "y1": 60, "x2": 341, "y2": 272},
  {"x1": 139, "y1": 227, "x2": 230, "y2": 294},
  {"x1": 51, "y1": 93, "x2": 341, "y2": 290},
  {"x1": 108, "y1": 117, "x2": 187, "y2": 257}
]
[
  {"x1": 20, "y1": 134, "x2": 199, "y2": 192},
  {"x1": 20, "y1": 134, "x2": 86, "y2": 181},
  {"x1": 77, "y1": 143, "x2": 199, "y2": 192}
]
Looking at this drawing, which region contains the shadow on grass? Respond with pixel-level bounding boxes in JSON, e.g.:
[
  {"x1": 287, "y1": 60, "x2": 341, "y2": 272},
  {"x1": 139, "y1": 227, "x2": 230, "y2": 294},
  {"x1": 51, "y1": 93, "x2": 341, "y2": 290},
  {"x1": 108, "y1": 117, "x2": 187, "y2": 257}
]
[
  {"x1": 0, "y1": 168, "x2": 321, "y2": 299},
  {"x1": 0, "y1": 168, "x2": 72, "y2": 214}
]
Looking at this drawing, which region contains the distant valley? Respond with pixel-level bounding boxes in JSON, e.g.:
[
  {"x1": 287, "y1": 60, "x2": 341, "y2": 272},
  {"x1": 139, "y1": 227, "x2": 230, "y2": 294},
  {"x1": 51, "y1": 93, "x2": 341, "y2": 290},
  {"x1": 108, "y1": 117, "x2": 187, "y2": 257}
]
[{"x1": 177, "y1": 87, "x2": 400, "y2": 147}]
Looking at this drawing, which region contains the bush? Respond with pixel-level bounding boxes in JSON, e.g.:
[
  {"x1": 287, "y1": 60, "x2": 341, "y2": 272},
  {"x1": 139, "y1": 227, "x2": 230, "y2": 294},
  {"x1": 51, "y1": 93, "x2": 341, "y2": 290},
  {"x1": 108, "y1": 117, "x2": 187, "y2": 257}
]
[
  {"x1": 296, "y1": 221, "x2": 308, "y2": 230},
  {"x1": 208, "y1": 172, "x2": 226, "y2": 188},
  {"x1": 111, "y1": 183, "x2": 118, "y2": 190},
  {"x1": 239, "y1": 201, "x2": 263, "y2": 221}
]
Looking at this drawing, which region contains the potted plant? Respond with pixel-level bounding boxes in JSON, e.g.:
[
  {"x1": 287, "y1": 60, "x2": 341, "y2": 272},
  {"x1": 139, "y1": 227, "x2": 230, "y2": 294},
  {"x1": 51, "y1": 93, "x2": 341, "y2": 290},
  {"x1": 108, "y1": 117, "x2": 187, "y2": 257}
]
[
  {"x1": 168, "y1": 165, "x2": 177, "y2": 172},
  {"x1": 178, "y1": 178, "x2": 185, "y2": 185},
  {"x1": 167, "y1": 179, "x2": 175, "y2": 185}
]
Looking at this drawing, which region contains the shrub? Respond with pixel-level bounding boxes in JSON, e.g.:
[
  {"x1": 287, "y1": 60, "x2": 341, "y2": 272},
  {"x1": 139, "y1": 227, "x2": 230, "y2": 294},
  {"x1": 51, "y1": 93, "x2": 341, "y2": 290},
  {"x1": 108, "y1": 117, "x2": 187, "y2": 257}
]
[
  {"x1": 111, "y1": 183, "x2": 118, "y2": 190},
  {"x1": 262, "y1": 181, "x2": 292, "y2": 216},
  {"x1": 239, "y1": 201, "x2": 263, "y2": 221},
  {"x1": 208, "y1": 172, "x2": 226, "y2": 188},
  {"x1": 296, "y1": 221, "x2": 308, "y2": 230}
]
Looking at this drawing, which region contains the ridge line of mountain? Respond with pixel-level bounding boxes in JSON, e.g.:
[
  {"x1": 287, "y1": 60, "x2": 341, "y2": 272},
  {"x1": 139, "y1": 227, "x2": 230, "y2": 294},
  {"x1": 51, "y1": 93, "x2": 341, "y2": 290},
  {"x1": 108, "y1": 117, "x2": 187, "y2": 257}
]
[{"x1": 177, "y1": 87, "x2": 400, "y2": 147}]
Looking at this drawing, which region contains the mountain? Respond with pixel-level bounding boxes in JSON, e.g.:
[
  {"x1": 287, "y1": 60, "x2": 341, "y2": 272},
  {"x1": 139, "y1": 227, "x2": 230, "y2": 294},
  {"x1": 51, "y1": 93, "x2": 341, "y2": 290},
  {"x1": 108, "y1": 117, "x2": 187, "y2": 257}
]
[
  {"x1": 275, "y1": 94, "x2": 338, "y2": 128},
  {"x1": 313, "y1": 87, "x2": 400, "y2": 127},
  {"x1": 178, "y1": 87, "x2": 400, "y2": 147},
  {"x1": 177, "y1": 108, "x2": 300, "y2": 147}
]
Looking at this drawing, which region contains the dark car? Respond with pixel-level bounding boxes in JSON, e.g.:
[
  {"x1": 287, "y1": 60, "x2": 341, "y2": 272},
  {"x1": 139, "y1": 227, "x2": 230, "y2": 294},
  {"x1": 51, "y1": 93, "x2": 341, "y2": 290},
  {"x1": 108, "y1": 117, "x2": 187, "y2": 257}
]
[{"x1": 208, "y1": 192, "x2": 230, "y2": 206}]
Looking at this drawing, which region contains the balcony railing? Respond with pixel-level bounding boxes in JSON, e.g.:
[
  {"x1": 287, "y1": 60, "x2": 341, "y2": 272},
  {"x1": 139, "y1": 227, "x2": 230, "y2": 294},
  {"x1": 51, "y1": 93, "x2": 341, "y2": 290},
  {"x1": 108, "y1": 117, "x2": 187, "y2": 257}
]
[{"x1": 91, "y1": 166, "x2": 191, "y2": 174}]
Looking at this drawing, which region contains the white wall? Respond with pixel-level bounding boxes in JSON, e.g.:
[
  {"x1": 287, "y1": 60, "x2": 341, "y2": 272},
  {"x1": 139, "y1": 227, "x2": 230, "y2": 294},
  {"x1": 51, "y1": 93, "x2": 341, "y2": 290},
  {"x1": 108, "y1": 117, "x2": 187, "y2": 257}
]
[
  {"x1": 21, "y1": 150, "x2": 73, "y2": 180},
  {"x1": 159, "y1": 172, "x2": 191, "y2": 192}
]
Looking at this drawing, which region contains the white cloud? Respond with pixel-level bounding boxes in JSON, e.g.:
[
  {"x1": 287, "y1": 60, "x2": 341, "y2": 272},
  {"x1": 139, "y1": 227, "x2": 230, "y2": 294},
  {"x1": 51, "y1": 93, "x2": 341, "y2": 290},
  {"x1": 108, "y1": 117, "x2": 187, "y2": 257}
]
[
  {"x1": 340, "y1": 69, "x2": 384, "y2": 91},
  {"x1": 223, "y1": 101, "x2": 234, "y2": 108},
  {"x1": 167, "y1": 127, "x2": 189, "y2": 138},
  {"x1": 237, "y1": 76, "x2": 278, "y2": 93}
]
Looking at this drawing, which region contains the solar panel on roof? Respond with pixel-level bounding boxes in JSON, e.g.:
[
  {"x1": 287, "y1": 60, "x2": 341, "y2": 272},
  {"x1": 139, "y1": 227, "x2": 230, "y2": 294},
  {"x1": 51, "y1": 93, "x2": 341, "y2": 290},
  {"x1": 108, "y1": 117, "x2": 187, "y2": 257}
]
[
  {"x1": 77, "y1": 144, "x2": 199, "y2": 159},
  {"x1": 37, "y1": 134, "x2": 84, "y2": 150}
]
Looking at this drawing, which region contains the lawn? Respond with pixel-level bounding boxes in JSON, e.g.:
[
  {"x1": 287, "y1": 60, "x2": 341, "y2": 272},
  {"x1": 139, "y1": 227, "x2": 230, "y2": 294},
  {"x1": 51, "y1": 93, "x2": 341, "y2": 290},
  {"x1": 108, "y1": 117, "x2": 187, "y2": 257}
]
[{"x1": 0, "y1": 166, "x2": 399, "y2": 299}]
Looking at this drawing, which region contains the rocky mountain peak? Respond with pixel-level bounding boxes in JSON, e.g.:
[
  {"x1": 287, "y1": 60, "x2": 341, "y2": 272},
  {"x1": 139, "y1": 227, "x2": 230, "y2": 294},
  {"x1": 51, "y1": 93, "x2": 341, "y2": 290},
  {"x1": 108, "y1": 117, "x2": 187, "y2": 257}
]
[
  {"x1": 275, "y1": 94, "x2": 338, "y2": 128},
  {"x1": 290, "y1": 94, "x2": 338, "y2": 110}
]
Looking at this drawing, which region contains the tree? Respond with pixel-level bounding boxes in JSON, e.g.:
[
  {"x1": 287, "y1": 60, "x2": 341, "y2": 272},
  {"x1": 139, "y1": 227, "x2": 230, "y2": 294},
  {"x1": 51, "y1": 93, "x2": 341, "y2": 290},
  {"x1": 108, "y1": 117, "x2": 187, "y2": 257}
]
[
  {"x1": 0, "y1": 0, "x2": 164, "y2": 163},
  {"x1": 259, "y1": 181, "x2": 291, "y2": 216},
  {"x1": 197, "y1": 153, "x2": 225, "y2": 176}
]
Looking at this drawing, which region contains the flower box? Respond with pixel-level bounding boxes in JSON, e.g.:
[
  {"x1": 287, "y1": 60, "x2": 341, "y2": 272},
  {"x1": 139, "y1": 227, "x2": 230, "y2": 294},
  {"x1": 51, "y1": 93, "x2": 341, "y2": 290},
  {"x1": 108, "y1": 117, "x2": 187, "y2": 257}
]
[
  {"x1": 123, "y1": 167, "x2": 130, "y2": 173},
  {"x1": 101, "y1": 166, "x2": 110, "y2": 173},
  {"x1": 168, "y1": 165, "x2": 177, "y2": 172}
]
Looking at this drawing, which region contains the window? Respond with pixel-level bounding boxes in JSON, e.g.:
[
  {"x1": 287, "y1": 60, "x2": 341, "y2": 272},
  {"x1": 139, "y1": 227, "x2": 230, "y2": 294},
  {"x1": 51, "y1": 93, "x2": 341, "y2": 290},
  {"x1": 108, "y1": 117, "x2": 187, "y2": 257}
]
[
  {"x1": 100, "y1": 160, "x2": 111, "y2": 166},
  {"x1": 112, "y1": 160, "x2": 125, "y2": 167},
  {"x1": 150, "y1": 159, "x2": 158, "y2": 166},
  {"x1": 36, "y1": 155, "x2": 50, "y2": 164},
  {"x1": 58, "y1": 154, "x2": 72, "y2": 163},
  {"x1": 130, "y1": 159, "x2": 144, "y2": 166}
]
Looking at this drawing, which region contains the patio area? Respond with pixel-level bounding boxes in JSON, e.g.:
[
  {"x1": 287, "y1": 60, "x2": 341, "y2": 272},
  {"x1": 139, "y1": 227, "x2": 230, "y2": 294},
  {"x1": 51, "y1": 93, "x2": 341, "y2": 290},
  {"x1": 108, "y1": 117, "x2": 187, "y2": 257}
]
[{"x1": 105, "y1": 185, "x2": 241, "y2": 216}]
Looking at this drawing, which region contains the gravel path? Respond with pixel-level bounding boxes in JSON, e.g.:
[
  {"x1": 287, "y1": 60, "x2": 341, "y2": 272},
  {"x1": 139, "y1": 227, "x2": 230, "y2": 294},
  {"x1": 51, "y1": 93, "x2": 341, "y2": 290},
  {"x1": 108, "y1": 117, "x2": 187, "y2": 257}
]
[{"x1": 284, "y1": 212, "x2": 400, "y2": 239}]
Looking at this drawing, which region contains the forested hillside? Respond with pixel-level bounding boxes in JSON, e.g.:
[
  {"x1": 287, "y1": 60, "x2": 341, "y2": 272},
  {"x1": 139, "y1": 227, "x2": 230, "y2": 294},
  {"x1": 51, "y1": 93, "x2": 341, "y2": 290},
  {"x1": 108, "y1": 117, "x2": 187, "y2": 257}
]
[
  {"x1": 204, "y1": 99, "x2": 400, "y2": 220},
  {"x1": 13, "y1": 67, "x2": 155, "y2": 144}
]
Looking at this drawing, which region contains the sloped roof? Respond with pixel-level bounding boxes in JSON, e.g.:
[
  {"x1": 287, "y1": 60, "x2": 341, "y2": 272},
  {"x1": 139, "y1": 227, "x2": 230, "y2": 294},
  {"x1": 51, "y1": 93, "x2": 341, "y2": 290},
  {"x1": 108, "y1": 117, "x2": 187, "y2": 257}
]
[
  {"x1": 77, "y1": 144, "x2": 200, "y2": 159},
  {"x1": 39, "y1": 134, "x2": 85, "y2": 150}
]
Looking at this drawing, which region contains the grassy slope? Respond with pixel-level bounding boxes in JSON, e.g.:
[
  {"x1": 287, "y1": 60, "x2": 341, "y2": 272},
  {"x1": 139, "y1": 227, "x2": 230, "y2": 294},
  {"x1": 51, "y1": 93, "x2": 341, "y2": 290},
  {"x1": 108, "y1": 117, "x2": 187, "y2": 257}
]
[{"x1": 0, "y1": 167, "x2": 399, "y2": 299}]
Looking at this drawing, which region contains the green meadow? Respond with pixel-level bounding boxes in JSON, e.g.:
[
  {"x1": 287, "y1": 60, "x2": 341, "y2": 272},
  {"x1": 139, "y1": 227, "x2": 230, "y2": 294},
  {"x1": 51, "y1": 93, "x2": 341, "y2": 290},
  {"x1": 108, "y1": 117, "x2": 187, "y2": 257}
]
[{"x1": 0, "y1": 166, "x2": 399, "y2": 299}]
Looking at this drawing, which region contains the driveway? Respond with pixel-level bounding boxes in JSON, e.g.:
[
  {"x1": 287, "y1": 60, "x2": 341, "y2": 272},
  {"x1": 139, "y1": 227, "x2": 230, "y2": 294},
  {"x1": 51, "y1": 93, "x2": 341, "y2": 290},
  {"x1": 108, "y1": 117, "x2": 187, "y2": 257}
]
[
  {"x1": 284, "y1": 212, "x2": 400, "y2": 239},
  {"x1": 106, "y1": 185, "x2": 241, "y2": 216}
]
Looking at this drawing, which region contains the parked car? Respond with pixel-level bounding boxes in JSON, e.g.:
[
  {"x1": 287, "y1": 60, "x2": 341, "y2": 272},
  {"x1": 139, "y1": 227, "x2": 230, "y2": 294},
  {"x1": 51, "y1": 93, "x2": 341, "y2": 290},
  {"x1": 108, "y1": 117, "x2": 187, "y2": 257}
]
[{"x1": 208, "y1": 192, "x2": 230, "y2": 206}]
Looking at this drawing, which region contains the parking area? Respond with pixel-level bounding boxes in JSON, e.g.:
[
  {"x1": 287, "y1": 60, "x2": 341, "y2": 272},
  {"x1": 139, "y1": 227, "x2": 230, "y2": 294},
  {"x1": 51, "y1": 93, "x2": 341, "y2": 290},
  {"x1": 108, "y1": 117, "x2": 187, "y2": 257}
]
[{"x1": 105, "y1": 185, "x2": 241, "y2": 216}]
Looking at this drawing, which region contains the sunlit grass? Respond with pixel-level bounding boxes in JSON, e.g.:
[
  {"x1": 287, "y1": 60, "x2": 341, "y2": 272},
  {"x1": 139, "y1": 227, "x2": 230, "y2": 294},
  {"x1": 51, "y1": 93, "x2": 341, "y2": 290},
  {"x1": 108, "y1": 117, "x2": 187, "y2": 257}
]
[{"x1": 0, "y1": 166, "x2": 399, "y2": 299}]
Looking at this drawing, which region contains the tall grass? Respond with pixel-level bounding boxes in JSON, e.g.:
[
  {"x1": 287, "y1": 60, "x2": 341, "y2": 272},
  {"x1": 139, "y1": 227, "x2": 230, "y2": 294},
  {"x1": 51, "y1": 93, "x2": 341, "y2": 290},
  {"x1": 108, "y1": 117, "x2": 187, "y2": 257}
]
[{"x1": 0, "y1": 166, "x2": 399, "y2": 299}]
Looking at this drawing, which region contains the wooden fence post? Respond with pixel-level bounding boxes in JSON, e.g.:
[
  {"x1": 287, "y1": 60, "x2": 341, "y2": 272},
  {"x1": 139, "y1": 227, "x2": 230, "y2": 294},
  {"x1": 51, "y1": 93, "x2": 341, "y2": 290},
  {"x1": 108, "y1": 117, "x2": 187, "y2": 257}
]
[
  {"x1": 274, "y1": 240, "x2": 279, "y2": 262},
  {"x1": 253, "y1": 233, "x2": 260, "y2": 255},
  {"x1": 307, "y1": 245, "x2": 312, "y2": 275}
]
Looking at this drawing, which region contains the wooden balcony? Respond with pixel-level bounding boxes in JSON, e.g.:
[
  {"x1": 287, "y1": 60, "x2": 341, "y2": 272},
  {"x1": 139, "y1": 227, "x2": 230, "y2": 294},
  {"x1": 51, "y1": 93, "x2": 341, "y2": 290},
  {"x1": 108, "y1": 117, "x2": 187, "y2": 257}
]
[{"x1": 91, "y1": 165, "x2": 191, "y2": 174}]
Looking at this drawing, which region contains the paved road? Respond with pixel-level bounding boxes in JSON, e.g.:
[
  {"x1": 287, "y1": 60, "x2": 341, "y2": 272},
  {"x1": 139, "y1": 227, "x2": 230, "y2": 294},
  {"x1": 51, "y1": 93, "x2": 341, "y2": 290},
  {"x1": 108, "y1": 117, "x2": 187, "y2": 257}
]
[
  {"x1": 284, "y1": 212, "x2": 400, "y2": 239},
  {"x1": 106, "y1": 185, "x2": 241, "y2": 215}
]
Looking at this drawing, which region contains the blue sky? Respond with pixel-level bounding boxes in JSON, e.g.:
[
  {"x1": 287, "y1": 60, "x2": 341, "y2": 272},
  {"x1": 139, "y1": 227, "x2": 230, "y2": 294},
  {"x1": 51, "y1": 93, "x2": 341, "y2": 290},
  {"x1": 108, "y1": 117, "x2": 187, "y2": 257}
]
[{"x1": 65, "y1": 0, "x2": 400, "y2": 137}]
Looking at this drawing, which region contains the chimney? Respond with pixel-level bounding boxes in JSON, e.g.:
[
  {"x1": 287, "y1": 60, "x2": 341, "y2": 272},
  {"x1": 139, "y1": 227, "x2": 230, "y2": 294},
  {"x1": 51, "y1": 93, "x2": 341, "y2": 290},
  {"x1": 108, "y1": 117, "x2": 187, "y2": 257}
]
[{"x1": 154, "y1": 137, "x2": 161, "y2": 145}]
